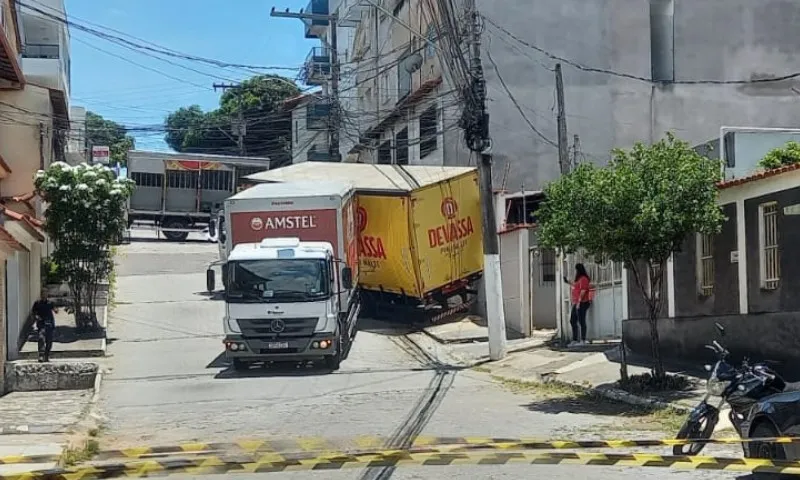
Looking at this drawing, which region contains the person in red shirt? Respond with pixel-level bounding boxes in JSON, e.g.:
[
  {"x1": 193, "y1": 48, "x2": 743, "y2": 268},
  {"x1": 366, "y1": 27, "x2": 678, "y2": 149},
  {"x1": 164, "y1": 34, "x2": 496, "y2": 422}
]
[{"x1": 564, "y1": 263, "x2": 592, "y2": 346}]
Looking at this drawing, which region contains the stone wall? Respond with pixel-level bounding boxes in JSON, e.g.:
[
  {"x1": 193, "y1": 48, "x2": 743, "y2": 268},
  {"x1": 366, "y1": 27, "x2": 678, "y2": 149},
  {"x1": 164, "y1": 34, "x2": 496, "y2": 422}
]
[{"x1": 4, "y1": 361, "x2": 98, "y2": 392}]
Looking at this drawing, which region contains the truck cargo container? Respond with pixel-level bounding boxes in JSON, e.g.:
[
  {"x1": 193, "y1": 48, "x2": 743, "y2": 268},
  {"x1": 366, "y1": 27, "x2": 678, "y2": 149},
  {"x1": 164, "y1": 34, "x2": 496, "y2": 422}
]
[
  {"x1": 126, "y1": 150, "x2": 269, "y2": 241},
  {"x1": 243, "y1": 163, "x2": 483, "y2": 322},
  {"x1": 206, "y1": 180, "x2": 359, "y2": 370}
]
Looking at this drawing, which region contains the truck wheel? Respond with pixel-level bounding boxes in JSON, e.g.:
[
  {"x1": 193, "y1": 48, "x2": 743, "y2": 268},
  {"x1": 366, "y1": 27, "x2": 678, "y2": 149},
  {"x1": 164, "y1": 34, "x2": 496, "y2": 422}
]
[
  {"x1": 324, "y1": 330, "x2": 343, "y2": 370},
  {"x1": 163, "y1": 219, "x2": 190, "y2": 242},
  {"x1": 232, "y1": 359, "x2": 249, "y2": 371},
  {"x1": 206, "y1": 269, "x2": 215, "y2": 293}
]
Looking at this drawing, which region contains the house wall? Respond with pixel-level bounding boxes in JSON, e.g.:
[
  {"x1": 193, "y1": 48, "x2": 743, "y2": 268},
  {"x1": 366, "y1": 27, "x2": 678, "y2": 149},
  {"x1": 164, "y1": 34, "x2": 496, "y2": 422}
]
[
  {"x1": 0, "y1": 84, "x2": 52, "y2": 197},
  {"x1": 744, "y1": 186, "x2": 800, "y2": 313},
  {"x1": 290, "y1": 102, "x2": 328, "y2": 164},
  {"x1": 671, "y1": 202, "x2": 739, "y2": 317},
  {"x1": 466, "y1": 0, "x2": 800, "y2": 191},
  {"x1": 626, "y1": 261, "x2": 670, "y2": 320}
]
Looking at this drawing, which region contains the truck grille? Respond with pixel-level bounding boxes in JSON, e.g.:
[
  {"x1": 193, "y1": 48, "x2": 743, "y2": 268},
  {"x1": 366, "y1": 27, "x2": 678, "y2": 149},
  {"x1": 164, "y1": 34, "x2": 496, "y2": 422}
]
[{"x1": 236, "y1": 317, "x2": 318, "y2": 337}]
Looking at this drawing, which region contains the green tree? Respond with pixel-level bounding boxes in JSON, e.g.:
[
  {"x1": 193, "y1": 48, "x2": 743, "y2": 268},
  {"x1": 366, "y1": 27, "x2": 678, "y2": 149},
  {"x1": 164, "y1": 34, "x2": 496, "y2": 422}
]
[
  {"x1": 757, "y1": 140, "x2": 800, "y2": 169},
  {"x1": 35, "y1": 162, "x2": 135, "y2": 332},
  {"x1": 537, "y1": 133, "x2": 725, "y2": 378},
  {"x1": 86, "y1": 111, "x2": 136, "y2": 166},
  {"x1": 164, "y1": 75, "x2": 300, "y2": 167}
]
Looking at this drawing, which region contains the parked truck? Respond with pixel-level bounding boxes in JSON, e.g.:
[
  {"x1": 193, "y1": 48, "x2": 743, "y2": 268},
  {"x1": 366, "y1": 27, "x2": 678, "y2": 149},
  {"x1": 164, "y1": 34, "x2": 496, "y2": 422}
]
[
  {"x1": 206, "y1": 180, "x2": 360, "y2": 371},
  {"x1": 126, "y1": 150, "x2": 269, "y2": 241},
  {"x1": 239, "y1": 163, "x2": 484, "y2": 323}
]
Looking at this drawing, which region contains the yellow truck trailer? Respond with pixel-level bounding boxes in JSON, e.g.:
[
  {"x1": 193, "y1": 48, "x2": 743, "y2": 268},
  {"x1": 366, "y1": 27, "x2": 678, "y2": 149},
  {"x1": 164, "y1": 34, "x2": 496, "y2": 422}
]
[{"x1": 246, "y1": 163, "x2": 483, "y2": 322}]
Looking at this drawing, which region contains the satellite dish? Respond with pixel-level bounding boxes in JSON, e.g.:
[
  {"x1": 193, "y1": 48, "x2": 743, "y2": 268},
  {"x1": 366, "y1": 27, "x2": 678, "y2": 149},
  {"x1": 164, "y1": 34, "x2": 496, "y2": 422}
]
[{"x1": 403, "y1": 53, "x2": 423, "y2": 73}]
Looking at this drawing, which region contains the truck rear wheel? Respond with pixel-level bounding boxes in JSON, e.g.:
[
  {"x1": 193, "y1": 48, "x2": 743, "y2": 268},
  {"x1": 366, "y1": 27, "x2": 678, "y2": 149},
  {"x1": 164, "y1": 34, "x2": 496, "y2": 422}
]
[{"x1": 163, "y1": 219, "x2": 190, "y2": 242}]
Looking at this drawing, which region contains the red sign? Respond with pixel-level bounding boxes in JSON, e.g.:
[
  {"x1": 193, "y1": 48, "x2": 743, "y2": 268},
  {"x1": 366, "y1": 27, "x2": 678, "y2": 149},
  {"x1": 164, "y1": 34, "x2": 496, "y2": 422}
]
[
  {"x1": 428, "y1": 198, "x2": 475, "y2": 248},
  {"x1": 230, "y1": 209, "x2": 340, "y2": 252}
]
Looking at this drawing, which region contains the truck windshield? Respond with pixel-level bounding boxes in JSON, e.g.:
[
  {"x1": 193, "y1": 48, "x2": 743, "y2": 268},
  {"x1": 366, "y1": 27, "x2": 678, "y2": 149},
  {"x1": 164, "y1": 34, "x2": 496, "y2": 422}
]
[{"x1": 226, "y1": 259, "x2": 329, "y2": 303}]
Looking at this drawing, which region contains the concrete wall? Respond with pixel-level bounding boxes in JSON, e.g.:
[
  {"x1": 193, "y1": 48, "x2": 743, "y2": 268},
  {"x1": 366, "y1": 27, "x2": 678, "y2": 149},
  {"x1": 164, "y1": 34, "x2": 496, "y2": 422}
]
[
  {"x1": 623, "y1": 312, "x2": 800, "y2": 380},
  {"x1": 627, "y1": 261, "x2": 670, "y2": 320},
  {"x1": 744, "y1": 186, "x2": 800, "y2": 313},
  {"x1": 671, "y1": 202, "x2": 740, "y2": 317},
  {"x1": 470, "y1": 0, "x2": 800, "y2": 190},
  {"x1": 0, "y1": 84, "x2": 53, "y2": 197},
  {"x1": 290, "y1": 101, "x2": 328, "y2": 163}
]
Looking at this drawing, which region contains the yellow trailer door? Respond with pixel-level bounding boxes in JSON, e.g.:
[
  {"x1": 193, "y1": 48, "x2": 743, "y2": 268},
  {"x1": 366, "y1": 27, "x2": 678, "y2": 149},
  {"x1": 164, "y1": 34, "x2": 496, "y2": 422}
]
[{"x1": 411, "y1": 171, "x2": 484, "y2": 295}]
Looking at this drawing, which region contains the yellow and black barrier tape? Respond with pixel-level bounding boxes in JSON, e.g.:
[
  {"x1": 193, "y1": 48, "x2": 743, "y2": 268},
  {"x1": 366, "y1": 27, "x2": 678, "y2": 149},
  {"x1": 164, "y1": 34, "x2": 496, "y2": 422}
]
[
  {"x1": 85, "y1": 435, "x2": 800, "y2": 461},
  {"x1": 6, "y1": 450, "x2": 800, "y2": 478},
  {"x1": 3, "y1": 435, "x2": 800, "y2": 466}
]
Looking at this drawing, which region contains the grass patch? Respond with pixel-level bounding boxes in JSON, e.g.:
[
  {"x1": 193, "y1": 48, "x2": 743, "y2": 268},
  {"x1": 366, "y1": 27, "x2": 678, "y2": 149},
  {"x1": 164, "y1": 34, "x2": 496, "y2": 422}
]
[
  {"x1": 471, "y1": 365, "x2": 491, "y2": 373},
  {"x1": 107, "y1": 247, "x2": 119, "y2": 312},
  {"x1": 493, "y1": 375, "x2": 687, "y2": 433},
  {"x1": 61, "y1": 439, "x2": 100, "y2": 466}
]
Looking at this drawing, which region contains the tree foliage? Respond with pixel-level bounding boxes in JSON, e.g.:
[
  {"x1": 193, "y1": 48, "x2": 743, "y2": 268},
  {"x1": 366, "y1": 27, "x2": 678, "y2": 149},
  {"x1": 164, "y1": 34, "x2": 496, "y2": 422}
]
[
  {"x1": 35, "y1": 162, "x2": 135, "y2": 331},
  {"x1": 537, "y1": 133, "x2": 725, "y2": 378},
  {"x1": 86, "y1": 111, "x2": 136, "y2": 166},
  {"x1": 164, "y1": 75, "x2": 300, "y2": 167},
  {"x1": 758, "y1": 140, "x2": 800, "y2": 169}
]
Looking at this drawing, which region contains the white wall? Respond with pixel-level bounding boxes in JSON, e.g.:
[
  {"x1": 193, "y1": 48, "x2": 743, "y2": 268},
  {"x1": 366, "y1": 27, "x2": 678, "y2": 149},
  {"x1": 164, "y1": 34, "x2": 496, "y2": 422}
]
[
  {"x1": 499, "y1": 228, "x2": 529, "y2": 337},
  {"x1": 290, "y1": 102, "x2": 329, "y2": 163}
]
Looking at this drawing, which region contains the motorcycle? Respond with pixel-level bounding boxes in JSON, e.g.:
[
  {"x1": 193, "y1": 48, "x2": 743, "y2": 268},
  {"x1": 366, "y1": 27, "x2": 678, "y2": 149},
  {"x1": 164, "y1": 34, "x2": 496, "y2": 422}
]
[{"x1": 673, "y1": 322, "x2": 786, "y2": 456}]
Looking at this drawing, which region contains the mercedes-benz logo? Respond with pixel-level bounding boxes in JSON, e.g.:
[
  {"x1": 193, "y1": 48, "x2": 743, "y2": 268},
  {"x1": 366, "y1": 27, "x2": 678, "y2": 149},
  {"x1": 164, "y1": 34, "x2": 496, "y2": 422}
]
[{"x1": 270, "y1": 318, "x2": 286, "y2": 333}]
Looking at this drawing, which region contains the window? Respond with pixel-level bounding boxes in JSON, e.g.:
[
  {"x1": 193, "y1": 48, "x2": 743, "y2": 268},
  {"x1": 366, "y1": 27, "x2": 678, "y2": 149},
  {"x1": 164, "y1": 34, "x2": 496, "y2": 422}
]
[
  {"x1": 377, "y1": 140, "x2": 392, "y2": 164},
  {"x1": 649, "y1": 0, "x2": 674, "y2": 82},
  {"x1": 129, "y1": 172, "x2": 162, "y2": 188},
  {"x1": 397, "y1": 50, "x2": 412, "y2": 101},
  {"x1": 759, "y1": 202, "x2": 780, "y2": 289},
  {"x1": 306, "y1": 103, "x2": 329, "y2": 130},
  {"x1": 419, "y1": 105, "x2": 437, "y2": 159},
  {"x1": 380, "y1": 72, "x2": 391, "y2": 104},
  {"x1": 395, "y1": 128, "x2": 408, "y2": 165},
  {"x1": 200, "y1": 170, "x2": 233, "y2": 191},
  {"x1": 167, "y1": 170, "x2": 198, "y2": 189},
  {"x1": 696, "y1": 233, "x2": 714, "y2": 296},
  {"x1": 539, "y1": 248, "x2": 556, "y2": 284}
]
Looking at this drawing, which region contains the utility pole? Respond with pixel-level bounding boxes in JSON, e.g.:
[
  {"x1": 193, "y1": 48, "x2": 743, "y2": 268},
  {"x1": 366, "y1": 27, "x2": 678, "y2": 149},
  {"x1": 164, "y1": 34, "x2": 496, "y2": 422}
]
[
  {"x1": 464, "y1": 1, "x2": 506, "y2": 360},
  {"x1": 213, "y1": 83, "x2": 246, "y2": 155},
  {"x1": 555, "y1": 64, "x2": 569, "y2": 175},
  {"x1": 571, "y1": 134, "x2": 580, "y2": 170},
  {"x1": 271, "y1": 7, "x2": 340, "y2": 161}
]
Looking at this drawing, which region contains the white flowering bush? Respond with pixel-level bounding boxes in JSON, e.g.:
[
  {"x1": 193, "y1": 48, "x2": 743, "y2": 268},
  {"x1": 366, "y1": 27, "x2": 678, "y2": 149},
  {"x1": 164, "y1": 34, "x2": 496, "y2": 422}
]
[{"x1": 35, "y1": 162, "x2": 135, "y2": 331}]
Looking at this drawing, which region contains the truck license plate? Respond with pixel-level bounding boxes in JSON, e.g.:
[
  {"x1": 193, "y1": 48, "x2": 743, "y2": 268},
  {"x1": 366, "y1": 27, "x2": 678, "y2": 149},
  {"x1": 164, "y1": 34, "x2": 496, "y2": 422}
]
[{"x1": 267, "y1": 342, "x2": 289, "y2": 349}]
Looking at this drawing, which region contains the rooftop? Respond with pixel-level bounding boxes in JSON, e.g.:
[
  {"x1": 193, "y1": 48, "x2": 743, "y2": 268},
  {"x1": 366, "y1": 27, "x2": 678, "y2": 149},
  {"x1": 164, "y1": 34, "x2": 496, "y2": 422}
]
[
  {"x1": 228, "y1": 180, "x2": 353, "y2": 201},
  {"x1": 717, "y1": 162, "x2": 800, "y2": 189}
]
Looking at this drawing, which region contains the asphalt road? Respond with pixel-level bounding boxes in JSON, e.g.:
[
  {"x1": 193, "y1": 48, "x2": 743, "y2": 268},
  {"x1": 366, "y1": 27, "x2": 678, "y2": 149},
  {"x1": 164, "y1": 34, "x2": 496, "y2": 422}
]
[{"x1": 96, "y1": 232, "x2": 750, "y2": 479}]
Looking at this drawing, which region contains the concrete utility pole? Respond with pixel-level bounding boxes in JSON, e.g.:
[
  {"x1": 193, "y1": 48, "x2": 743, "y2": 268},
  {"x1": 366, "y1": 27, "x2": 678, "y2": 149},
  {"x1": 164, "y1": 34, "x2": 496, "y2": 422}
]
[
  {"x1": 464, "y1": 0, "x2": 506, "y2": 360},
  {"x1": 571, "y1": 134, "x2": 580, "y2": 170},
  {"x1": 555, "y1": 64, "x2": 569, "y2": 175},
  {"x1": 271, "y1": 7, "x2": 340, "y2": 161},
  {"x1": 213, "y1": 83, "x2": 246, "y2": 155}
]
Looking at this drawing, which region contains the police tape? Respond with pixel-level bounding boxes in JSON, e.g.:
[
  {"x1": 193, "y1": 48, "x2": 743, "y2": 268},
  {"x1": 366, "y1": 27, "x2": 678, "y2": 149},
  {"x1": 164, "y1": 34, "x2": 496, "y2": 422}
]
[
  {"x1": 5, "y1": 450, "x2": 800, "y2": 479},
  {"x1": 85, "y1": 435, "x2": 800, "y2": 460},
  {"x1": 3, "y1": 435, "x2": 800, "y2": 465}
]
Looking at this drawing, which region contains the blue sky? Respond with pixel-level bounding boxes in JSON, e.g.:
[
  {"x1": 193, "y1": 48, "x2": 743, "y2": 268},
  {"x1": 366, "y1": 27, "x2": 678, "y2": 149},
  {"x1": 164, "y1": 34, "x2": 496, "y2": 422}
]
[{"x1": 66, "y1": 0, "x2": 316, "y2": 151}]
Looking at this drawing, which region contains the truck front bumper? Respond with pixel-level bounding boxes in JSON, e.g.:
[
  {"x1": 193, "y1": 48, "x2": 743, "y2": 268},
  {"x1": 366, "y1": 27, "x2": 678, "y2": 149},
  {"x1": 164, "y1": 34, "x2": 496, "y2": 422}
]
[{"x1": 223, "y1": 333, "x2": 338, "y2": 362}]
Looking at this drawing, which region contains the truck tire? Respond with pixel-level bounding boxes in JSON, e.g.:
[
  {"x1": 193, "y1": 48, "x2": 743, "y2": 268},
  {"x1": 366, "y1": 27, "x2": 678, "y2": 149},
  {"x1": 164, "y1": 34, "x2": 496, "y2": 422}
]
[
  {"x1": 206, "y1": 269, "x2": 215, "y2": 293},
  {"x1": 232, "y1": 359, "x2": 249, "y2": 371},
  {"x1": 324, "y1": 329, "x2": 343, "y2": 371},
  {"x1": 163, "y1": 219, "x2": 190, "y2": 242}
]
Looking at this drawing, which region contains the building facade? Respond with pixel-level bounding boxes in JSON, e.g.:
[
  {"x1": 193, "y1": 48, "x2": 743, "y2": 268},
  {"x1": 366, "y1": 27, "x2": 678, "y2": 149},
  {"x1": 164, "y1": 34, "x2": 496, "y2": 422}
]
[
  {"x1": 0, "y1": 0, "x2": 71, "y2": 371},
  {"x1": 292, "y1": 0, "x2": 800, "y2": 192}
]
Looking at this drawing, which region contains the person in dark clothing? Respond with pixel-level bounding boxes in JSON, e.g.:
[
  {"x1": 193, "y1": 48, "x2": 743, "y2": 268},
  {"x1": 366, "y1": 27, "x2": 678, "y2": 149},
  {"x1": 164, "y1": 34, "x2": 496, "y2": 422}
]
[
  {"x1": 31, "y1": 290, "x2": 58, "y2": 362},
  {"x1": 563, "y1": 263, "x2": 593, "y2": 346}
]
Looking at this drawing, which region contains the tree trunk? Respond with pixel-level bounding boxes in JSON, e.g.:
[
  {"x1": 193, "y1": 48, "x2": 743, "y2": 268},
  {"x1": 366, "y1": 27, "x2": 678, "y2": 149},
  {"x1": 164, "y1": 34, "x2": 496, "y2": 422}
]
[{"x1": 648, "y1": 309, "x2": 666, "y2": 378}]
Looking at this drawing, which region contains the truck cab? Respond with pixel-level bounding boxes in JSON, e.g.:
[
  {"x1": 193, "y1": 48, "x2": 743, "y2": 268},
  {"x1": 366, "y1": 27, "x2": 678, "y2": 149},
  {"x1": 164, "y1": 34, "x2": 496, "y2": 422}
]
[{"x1": 216, "y1": 237, "x2": 355, "y2": 371}]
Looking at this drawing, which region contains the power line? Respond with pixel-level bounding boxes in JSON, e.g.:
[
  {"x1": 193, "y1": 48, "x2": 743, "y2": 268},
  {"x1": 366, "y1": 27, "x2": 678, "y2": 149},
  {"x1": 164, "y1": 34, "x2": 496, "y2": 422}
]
[{"x1": 484, "y1": 15, "x2": 800, "y2": 85}]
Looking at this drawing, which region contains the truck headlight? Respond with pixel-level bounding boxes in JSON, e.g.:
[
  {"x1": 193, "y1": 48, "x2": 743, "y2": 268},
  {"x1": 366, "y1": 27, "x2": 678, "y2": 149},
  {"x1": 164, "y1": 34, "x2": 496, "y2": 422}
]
[{"x1": 224, "y1": 316, "x2": 241, "y2": 333}]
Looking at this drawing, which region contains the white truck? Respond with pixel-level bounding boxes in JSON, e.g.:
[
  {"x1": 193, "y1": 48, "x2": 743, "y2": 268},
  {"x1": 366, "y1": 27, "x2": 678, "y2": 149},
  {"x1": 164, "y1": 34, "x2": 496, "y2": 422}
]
[{"x1": 206, "y1": 180, "x2": 360, "y2": 371}]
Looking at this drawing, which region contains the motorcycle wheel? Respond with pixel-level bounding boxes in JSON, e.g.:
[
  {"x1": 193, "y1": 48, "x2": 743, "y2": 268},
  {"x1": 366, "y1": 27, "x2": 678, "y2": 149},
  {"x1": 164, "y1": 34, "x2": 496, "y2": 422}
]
[{"x1": 673, "y1": 410, "x2": 719, "y2": 456}]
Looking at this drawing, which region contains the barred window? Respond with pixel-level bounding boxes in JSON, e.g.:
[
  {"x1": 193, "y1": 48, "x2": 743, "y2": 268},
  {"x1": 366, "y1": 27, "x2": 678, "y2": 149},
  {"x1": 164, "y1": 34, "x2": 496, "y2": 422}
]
[
  {"x1": 697, "y1": 233, "x2": 714, "y2": 296},
  {"x1": 759, "y1": 202, "x2": 780, "y2": 289}
]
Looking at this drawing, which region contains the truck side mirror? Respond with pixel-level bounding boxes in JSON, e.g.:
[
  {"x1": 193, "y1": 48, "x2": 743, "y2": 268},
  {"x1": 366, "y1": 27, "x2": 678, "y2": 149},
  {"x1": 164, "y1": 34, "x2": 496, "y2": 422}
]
[
  {"x1": 208, "y1": 219, "x2": 216, "y2": 237},
  {"x1": 206, "y1": 269, "x2": 215, "y2": 293},
  {"x1": 342, "y1": 267, "x2": 353, "y2": 290}
]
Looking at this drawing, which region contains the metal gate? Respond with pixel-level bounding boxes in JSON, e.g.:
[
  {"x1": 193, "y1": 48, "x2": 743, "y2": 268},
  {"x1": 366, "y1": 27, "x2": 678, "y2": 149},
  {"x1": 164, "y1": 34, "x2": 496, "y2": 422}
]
[{"x1": 559, "y1": 251, "x2": 623, "y2": 341}]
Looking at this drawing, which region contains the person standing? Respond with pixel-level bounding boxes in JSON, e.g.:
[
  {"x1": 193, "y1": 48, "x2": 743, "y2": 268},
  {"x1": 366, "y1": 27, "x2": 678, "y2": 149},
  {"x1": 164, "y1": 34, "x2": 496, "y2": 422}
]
[
  {"x1": 564, "y1": 263, "x2": 592, "y2": 346},
  {"x1": 31, "y1": 291, "x2": 58, "y2": 362}
]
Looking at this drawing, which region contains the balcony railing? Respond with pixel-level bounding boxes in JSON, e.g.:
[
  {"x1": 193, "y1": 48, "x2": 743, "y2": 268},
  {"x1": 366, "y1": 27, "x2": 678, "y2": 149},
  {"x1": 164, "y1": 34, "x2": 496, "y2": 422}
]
[
  {"x1": 300, "y1": 47, "x2": 331, "y2": 86},
  {"x1": 303, "y1": 0, "x2": 329, "y2": 39},
  {"x1": 22, "y1": 43, "x2": 60, "y2": 59}
]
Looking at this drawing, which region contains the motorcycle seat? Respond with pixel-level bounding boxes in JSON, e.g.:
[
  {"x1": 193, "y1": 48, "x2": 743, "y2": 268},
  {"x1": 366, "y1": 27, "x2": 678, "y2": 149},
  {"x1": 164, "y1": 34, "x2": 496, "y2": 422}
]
[{"x1": 783, "y1": 382, "x2": 800, "y2": 392}]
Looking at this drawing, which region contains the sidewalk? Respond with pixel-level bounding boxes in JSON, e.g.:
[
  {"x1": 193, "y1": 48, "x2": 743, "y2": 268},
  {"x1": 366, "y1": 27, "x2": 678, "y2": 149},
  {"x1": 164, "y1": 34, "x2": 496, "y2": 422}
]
[{"x1": 19, "y1": 308, "x2": 107, "y2": 360}]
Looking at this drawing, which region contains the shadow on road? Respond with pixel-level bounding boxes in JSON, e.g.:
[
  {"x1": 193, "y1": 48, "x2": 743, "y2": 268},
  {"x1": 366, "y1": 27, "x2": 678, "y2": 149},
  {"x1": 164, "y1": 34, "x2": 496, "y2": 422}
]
[
  {"x1": 124, "y1": 237, "x2": 212, "y2": 244},
  {"x1": 523, "y1": 392, "x2": 666, "y2": 418},
  {"x1": 193, "y1": 290, "x2": 225, "y2": 301}
]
